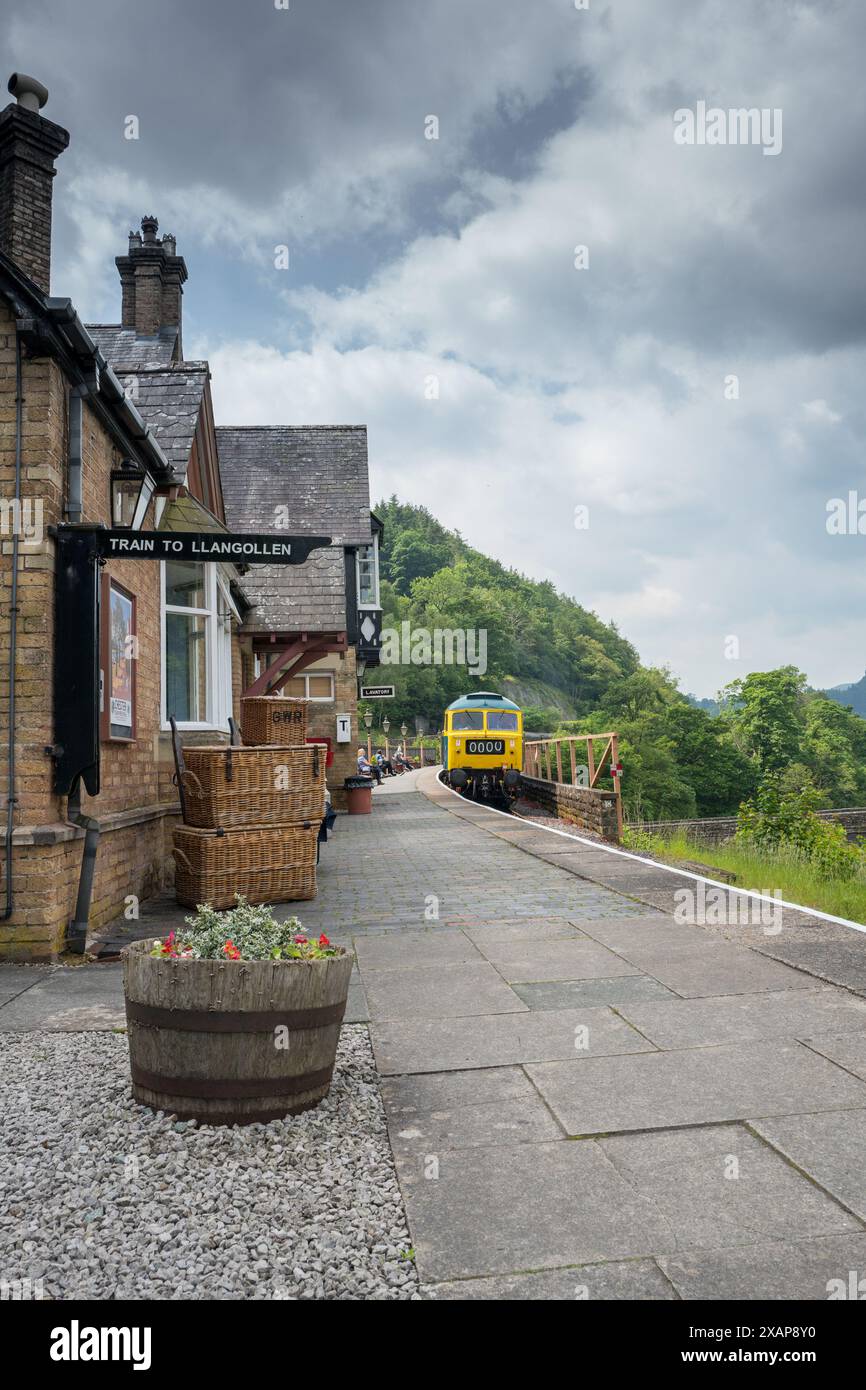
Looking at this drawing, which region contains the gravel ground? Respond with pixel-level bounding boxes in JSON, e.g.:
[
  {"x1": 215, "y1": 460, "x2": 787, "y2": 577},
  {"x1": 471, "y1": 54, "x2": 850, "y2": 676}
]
[{"x1": 0, "y1": 1025, "x2": 421, "y2": 1300}]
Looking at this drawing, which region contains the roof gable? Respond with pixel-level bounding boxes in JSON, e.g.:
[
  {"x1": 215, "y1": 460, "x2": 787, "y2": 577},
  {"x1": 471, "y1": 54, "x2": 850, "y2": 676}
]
[
  {"x1": 216, "y1": 425, "x2": 372, "y2": 546},
  {"x1": 112, "y1": 363, "x2": 209, "y2": 476}
]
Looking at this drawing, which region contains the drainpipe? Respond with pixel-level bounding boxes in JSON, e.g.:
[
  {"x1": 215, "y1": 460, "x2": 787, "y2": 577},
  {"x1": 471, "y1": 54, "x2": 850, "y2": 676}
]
[
  {"x1": 65, "y1": 778, "x2": 100, "y2": 954},
  {"x1": 66, "y1": 386, "x2": 84, "y2": 521},
  {"x1": 62, "y1": 378, "x2": 101, "y2": 951},
  {"x1": 1, "y1": 332, "x2": 23, "y2": 919}
]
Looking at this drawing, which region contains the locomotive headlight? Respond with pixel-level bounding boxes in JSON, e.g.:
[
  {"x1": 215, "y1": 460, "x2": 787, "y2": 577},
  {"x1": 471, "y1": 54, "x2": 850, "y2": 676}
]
[
  {"x1": 509, "y1": 741, "x2": 515, "y2": 751},
  {"x1": 455, "y1": 739, "x2": 461, "y2": 750}
]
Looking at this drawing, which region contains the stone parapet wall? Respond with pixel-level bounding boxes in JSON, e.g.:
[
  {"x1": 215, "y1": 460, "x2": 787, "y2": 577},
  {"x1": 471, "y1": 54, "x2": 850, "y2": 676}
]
[
  {"x1": 634, "y1": 808, "x2": 866, "y2": 844},
  {"x1": 521, "y1": 775, "x2": 619, "y2": 841}
]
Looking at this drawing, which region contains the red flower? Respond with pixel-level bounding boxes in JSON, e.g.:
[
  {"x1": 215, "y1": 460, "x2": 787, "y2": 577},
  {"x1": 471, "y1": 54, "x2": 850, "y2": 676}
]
[
  {"x1": 293, "y1": 935, "x2": 308, "y2": 945},
  {"x1": 318, "y1": 934, "x2": 330, "y2": 947},
  {"x1": 223, "y1": 940, "x2": 241, "y2": 960}
]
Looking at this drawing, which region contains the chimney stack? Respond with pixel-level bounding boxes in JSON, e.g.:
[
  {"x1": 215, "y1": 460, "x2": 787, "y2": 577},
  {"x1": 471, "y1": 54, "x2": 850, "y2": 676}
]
[
  {"x1": 0, "y1": 74, "x2": 70, "y2": 293},
  {"x1": 115, "y1": 215, "x2": 188, "y2": 352}
]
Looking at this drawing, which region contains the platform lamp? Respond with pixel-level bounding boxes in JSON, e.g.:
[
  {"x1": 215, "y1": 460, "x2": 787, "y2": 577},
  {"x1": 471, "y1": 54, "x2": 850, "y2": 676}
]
[
  {"x1": 110, "y1": 458, "x2": 155, "y2": 530},
  {"x1": 363, "y1": 708, "x2": 373, "y2": 761},
  {"x1": 400, "y1": 722, "x2": 408, "y2": 760},
  {"x1": 382, "y1": 715, "x2": 390, "y2": 760},
  {"x1": 415, "y1": 713, "x2": 429, "y2": 764}
]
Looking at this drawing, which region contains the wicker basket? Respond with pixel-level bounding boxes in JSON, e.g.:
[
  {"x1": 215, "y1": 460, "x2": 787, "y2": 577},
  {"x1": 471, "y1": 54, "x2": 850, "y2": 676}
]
[
  {"x1": 241, "y1": 696, "x2": 309, "y2": 748},
  {"x1": 178, "y1": 744, "x2": 326, "y2": 830},
  {"x1": 172, "y1": 822, "x2": 318, "y2": 909}
]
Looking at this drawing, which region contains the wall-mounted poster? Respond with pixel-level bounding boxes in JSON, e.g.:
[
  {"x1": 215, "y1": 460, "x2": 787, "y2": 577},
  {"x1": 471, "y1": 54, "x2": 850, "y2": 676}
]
[{"x1": 100, "y1": 577, "x2": 137, "y2": 741}]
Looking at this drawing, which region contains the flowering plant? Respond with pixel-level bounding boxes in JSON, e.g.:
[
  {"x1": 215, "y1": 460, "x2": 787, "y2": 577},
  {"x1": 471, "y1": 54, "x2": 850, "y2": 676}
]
[{"x1": 148, "y1": 897, "x2": 340, "y2": 962}]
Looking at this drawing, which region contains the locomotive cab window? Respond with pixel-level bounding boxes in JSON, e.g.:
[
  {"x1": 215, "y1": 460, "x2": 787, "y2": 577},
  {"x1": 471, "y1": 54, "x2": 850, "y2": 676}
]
[
  {"x1": 452, "y1": 710, "x2": 484, "y2": 730},
  {"x1": 487, "y1": 711, "x2": 519, "y2": 731}
]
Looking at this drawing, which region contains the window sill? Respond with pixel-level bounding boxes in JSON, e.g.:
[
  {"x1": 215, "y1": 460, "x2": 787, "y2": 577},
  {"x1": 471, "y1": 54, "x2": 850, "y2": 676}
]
[{"x1": 160, "y1": 722, "x2": 229, "y2": 734}]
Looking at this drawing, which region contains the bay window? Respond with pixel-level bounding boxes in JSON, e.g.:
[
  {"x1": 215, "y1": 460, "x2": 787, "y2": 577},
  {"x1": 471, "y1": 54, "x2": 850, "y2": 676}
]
[{"x1": 356, "y1": 535, "x2": 380, "y2": 608}]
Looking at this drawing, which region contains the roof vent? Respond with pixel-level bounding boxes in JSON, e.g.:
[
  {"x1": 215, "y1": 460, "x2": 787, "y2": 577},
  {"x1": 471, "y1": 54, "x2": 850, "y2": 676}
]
[{"x1": 7, "y1": 73, "x2": 49, "y2": 113}]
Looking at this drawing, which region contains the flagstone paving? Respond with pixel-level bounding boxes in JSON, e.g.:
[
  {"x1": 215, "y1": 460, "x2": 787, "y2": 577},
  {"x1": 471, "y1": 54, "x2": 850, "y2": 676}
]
[
  {"x1": 752, "y1": 1110, "x2": 866, "y2": 1222},
  {"x1": 657, "y1": 1233, "x2": 866, "y2": 1301},
  {"x1": 525, "y1": 1041, "x2": 866, "y2": 1136},
  {"x1": 801, "y1": 1030, "x2": 866, "y2": 1082},
  {"x1": 615, "y1": 987, "x2": 866, "y2": 1050},
  {"x1": 6, "y1": 765, "x2": 866, "y2": 1298}
]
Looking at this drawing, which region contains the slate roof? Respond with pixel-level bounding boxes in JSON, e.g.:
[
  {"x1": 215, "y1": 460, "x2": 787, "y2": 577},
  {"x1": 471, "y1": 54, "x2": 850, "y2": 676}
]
[
  {"x1": 87, "y1": 324, "x2": 179, "y2": 369},
  {"x1": 233, "y1": 546, "x2": 347, "y2": 631},
  {"x1": 115, "y1": 364, "x2": 208, "y2": 477},
  {"x1": 84, "y1": 322, "x2": 204, "y2": 479},
  {"x1": 216, "y1": 425, "x2": 373, "y2": 635},
  {"x1": 216, "y1": 426, "x2": 372, "y2": 546}
]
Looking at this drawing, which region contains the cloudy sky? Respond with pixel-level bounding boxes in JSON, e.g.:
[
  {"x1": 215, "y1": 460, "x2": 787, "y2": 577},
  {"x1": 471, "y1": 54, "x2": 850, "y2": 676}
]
[{"x1": 6, "y1": 0, "x2": 866, "y2": 698}]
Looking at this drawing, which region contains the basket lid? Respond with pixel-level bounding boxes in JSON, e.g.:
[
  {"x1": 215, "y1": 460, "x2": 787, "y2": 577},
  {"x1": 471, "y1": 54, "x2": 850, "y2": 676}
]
[{"x1": 241, "y1": 695, "x2": 310, "y2": 704}]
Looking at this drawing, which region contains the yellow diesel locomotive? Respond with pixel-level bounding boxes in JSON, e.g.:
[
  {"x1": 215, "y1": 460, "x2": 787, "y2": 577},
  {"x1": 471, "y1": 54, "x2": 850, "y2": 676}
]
[{"x1": 440, "y1": 691, "x2": 523, "y2": 804}]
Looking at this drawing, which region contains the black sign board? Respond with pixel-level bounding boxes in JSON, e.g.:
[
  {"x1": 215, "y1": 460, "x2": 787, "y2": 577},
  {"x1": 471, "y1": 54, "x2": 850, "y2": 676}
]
[
  {"x1": 464, "y1": 738, "x2": 506, "y2": 756},
  {"x1": 360, "y1": 685, "x2": 395, "y2": 699},
  {"x1": 81, "y1": 528, "x2": 331, "y2": 565},
  {"x1": 51, "y1": 526, "x2": 332, "y2": 796}
]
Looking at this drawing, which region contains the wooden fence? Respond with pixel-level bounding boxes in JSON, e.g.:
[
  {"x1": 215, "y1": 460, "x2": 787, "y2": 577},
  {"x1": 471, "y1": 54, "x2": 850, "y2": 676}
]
[{"x1": 523, "y1": 732, "x2": 623, "y2": 838}]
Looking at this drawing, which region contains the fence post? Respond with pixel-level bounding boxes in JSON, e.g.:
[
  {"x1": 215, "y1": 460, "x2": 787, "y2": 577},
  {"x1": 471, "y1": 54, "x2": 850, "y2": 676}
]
[{"x1": 611, "y1": 733, "x2": 623, "y2": 840}]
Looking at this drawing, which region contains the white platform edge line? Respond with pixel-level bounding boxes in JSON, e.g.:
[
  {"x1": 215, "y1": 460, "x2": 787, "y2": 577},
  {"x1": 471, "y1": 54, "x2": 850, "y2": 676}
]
[{"x1": 430, "y1": 767, "x2": 866, "y2": 937}]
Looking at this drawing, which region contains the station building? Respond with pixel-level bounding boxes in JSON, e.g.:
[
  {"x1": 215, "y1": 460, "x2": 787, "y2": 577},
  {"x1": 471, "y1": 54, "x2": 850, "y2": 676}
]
[{"x1": 0, "y1": 76, "x2": 380, "y2": 958}]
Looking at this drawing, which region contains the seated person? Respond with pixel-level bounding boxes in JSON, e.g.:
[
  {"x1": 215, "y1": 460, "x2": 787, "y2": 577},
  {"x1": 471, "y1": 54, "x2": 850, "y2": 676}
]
[
  {"x1": 357, "y1": 748, "x2": 382, "y2": 784},
  {"x1": 376, "y1": 750, "x2": 394, "y2": 776}
]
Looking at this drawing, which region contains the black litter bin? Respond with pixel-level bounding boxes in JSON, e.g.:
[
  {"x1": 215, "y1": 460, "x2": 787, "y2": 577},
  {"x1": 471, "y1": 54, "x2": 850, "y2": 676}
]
[{"x1": 344, "y1": 776, "x2": 374, "y2": 815}]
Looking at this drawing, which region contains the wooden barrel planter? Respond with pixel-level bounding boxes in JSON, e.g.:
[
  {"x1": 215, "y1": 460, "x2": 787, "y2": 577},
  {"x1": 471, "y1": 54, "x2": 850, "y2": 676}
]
[{"x1": 122, "y1": 939, "x2": 354, "y2": 1126}]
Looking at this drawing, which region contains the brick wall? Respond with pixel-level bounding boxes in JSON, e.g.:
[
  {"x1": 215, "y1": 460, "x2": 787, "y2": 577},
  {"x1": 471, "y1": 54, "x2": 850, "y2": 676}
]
[
  {"x1": 0, "y1": 305, "x2": 65, "y2": 826},
  {"x1": 521, "y1": 774, "x2": 619, "y2": 841},
  {"x1": 304, "y1": 648, "x2": 358, "y2": 811},
  {"x1": 0, "y1": 105, "x2": 69, "y2": 293}
]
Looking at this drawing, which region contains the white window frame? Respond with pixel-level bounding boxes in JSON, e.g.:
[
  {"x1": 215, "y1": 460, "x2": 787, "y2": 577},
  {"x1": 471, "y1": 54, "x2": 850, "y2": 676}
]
[
  {"x1": 160, "y1": 560, "x2": 236, "y2": 730},
  {"x1": 259, "y1": 669, "x2": 335, "y2": 702},
  {"x1": 356, "y1": 534, "x2": 380, "y2": 610}
]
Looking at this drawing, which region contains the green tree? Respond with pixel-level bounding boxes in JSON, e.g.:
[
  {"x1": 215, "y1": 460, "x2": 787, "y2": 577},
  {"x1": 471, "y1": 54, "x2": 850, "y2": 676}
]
[
  {"x1": 801, "y1": 697, "x2": 866, "y2": 805},
  {"x1": 661, "y1": 703, "x2": 756, "y2": 816},
  {"x1": 719, "y1": 667, "x2": 807, "y2": 773}
]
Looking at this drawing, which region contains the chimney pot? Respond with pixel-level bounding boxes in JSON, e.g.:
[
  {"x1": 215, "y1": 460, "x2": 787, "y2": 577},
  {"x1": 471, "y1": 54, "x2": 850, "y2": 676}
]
[{"x1": 7, "y1": 73, "x2": 49, "y2": 113}]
